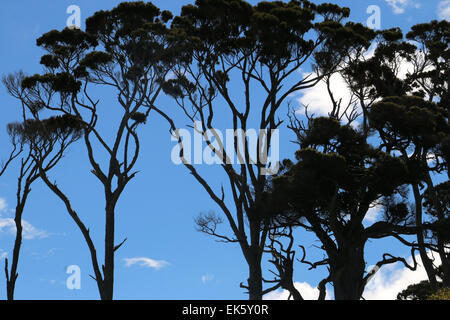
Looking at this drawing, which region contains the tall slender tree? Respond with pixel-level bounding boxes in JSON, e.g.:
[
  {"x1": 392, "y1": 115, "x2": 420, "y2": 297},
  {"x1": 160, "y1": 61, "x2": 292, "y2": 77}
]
[
  {"x1": 19, "y1": 2, "x2": 175, "y2": 299},
  {"x1": 2, "y1": 72, "x2": 83, "y2": 300}
]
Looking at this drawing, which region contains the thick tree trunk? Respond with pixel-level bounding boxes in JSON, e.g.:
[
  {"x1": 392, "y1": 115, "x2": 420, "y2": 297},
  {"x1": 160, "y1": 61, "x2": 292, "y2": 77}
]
[
  {"x1": 246, "y1": 220, "x2": 264, "y2": 300},
  {"x1": 247, "y1": 254, "x2": 263, "y2": 300},
  {"x1": 331, "y1": 244, "x2": 366, "y2": 300}
]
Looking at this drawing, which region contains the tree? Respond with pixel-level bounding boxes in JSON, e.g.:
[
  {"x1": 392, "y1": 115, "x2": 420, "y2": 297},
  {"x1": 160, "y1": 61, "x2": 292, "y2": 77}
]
[
  {"x1": 397, "y1": 280, "x2": 441, "y2": 300},
  {"x1": 369, "y1": 95, "x2": 449, "y2": 286},
  {"x1": 342, "y1": 20, "x2": 450, "y2": 293},
  {"x1": 428, "y1": 287, "x2": 450, "y2": 300},
  {"x1": 423, "y1": 181, "x2": 450, "y2": 284},
  {"x1": 264, "y1": 116, "x2": 420, "y2": 300},
  {"x1": 405, "y1": 20, "x2": 449, "y2": 105},
  {"x1": 18, "y1": 2, "x2": 175, "y2": 299},
  {"x1": 404, "y1": 20, "x2": 450, "y2": 286},
  {"x1": 0, "y1": 91, "x2": 23, "y2": 178},
  {"x1": 159, "y1": 0, "x2": 373, "y2": 300},
  {"x1": 2, "y1": 72, "x2": 83, "y2": 300},
  {"x1": 342, "y1": 27, "x2": 416, "y2": 137},
  {"x1": 263, "y1": 225, "x2": 305, "y2": 300},
  {"x1": 256, "y1": 26, "x2": 419, "y2": 300},
  {"x1": 397, "y1": 280, "x2": 450, "y2": 300}
]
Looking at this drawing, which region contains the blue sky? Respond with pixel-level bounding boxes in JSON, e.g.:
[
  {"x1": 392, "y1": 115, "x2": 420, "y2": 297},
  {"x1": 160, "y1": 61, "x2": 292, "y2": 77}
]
[{"x1": 0, "y1": 0, "x2": 449, "y2": 300}]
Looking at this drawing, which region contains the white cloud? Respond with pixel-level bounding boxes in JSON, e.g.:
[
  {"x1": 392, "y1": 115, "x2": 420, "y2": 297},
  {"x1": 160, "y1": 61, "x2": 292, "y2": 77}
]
[
  {"x1": 363, "y1": 253, "x2": 440, "y2": 300},
  {"x1": 296, "y1": 45, "x2": 377, "y2": 118},
  {"x1": 0, "y1": 250, "x2": 7, "y2": 259},
  {"x1": 364, "y1": 204, "x2": 383, "y2": 223},
  {"x1": 0, "y1": 217, "x2": 49, "y2": 240},
  {"x1": 264, "y1": 281, "x2": 332, "y2": 300},
  {"x1": 0, "y1": 218, "x2": 14, "y2": 233},
  {"x1": 438, "y1": 1, "x2": 450, "y2": 20},
  {"x1": 0, "y1": 198, "x2": 7, "y2": 212},
  {"x1": 398, "y1": 60, "x2": 415, "y2": 81},
  {"x1": 385, "y1": 0, "x2": 420, "y2": 14},
  {"x1": 22, "y1": 220, "x2": 49, "y2": 239},
  {"x1": 297, "y1": 72, "x2": 352, "y2": 117},
  {"x1": 0, "y1": 197, "x2": 49, "y2": 240},
  {"x1": 265, "y1": 251, "x2": 443, "y2": 300},
  {"x1": 385, "y1": 0, "x2": 408, "y2": 14},
  {"x1": 123, "y1": 257, "x2": 170, "y2": 270},
  {"x1": 296, "y1": 43, "x2": 418, "y2": 122},
  {"x1": 201, "y1": 274, "x2": 214, "y2": 284}
]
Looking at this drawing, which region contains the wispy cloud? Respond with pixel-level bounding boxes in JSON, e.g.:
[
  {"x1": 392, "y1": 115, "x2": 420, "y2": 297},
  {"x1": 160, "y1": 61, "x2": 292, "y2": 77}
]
[
  {"x1": 0, "y1": 198, "x2": 7, "y2": 212},
  {"x1": 438, "y1": 1, "x2": 450, "y2": 20},
  {"x1": 0, "y1": 249, "x2": 7, "y2": 259},
  {"x1": 0, "y1": 197, "x2": 49, "y2": 239},
  {"x1": 0, "y1": 217, "x2": 49, "y2": 240},
  {"x1": 385, "y1": 0, "x2": 420, "y2": 14},
  {"x1": 123, "y1": 257, "x2": 170, "y2": 270},
  {"x1": 22, "y1": 220, "x2": 50, "y2": 239}
]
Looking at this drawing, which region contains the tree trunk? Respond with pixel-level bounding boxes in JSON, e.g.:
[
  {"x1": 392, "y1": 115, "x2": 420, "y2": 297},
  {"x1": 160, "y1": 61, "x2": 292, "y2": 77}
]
[
  {"x1": 6, "y1": 218, "x2": 22, "y2": 300},
  {"x1": 247, "y1": 254, "x2": 263, "y2": 300},
  {"x1": 6, "y1": 204, "x2": 25, "y2": 300},
  {"x1": 102, "y1": 202, "x2": 115, "y2": 300},
  {"x1": 331, "y1": 244, "x2": 366, "y2": 300},
  {"x1": 286, "y1": 284, "x2": 303, "y2": 300},
  {"x1": 246, "y1": 219, "x2": 264, "y2": 300}
]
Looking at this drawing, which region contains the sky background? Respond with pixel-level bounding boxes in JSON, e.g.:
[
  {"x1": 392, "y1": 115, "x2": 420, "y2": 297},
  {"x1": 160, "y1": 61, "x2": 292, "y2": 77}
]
[{"x1": 0, "y1": 0, "x2": 449, "y2": 300}]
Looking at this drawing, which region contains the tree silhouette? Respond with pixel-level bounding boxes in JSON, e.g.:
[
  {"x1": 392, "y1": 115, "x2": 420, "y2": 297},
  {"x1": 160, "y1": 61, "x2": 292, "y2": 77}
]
[
  {"x1": 264, "y1": 116, "x2": 421, "y2": 299},
  {"x1": 369, "y1": 95, "x2": 449, "y2": 287},
  {"x1": 405, "y1": 21, "x2": 450, "y2": 288},
  {"x1": 158, "y1": 0, "x2": 376, "y2": 300},
  {"x1": 2, "y1": 72, "x2": 83, "y2": 300},
  {"x1": 337, "y1": 20, "x2": 450, "y2": 297},
  {"x1": 342, "y1": 27, "x2": 416, "y2": 136},
  {"x1": 15, "y1": 2, "x2": 175, "y2": 299},
  {"x1": 397, "y1": 280, "x2": 442, "y2": 300}
]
